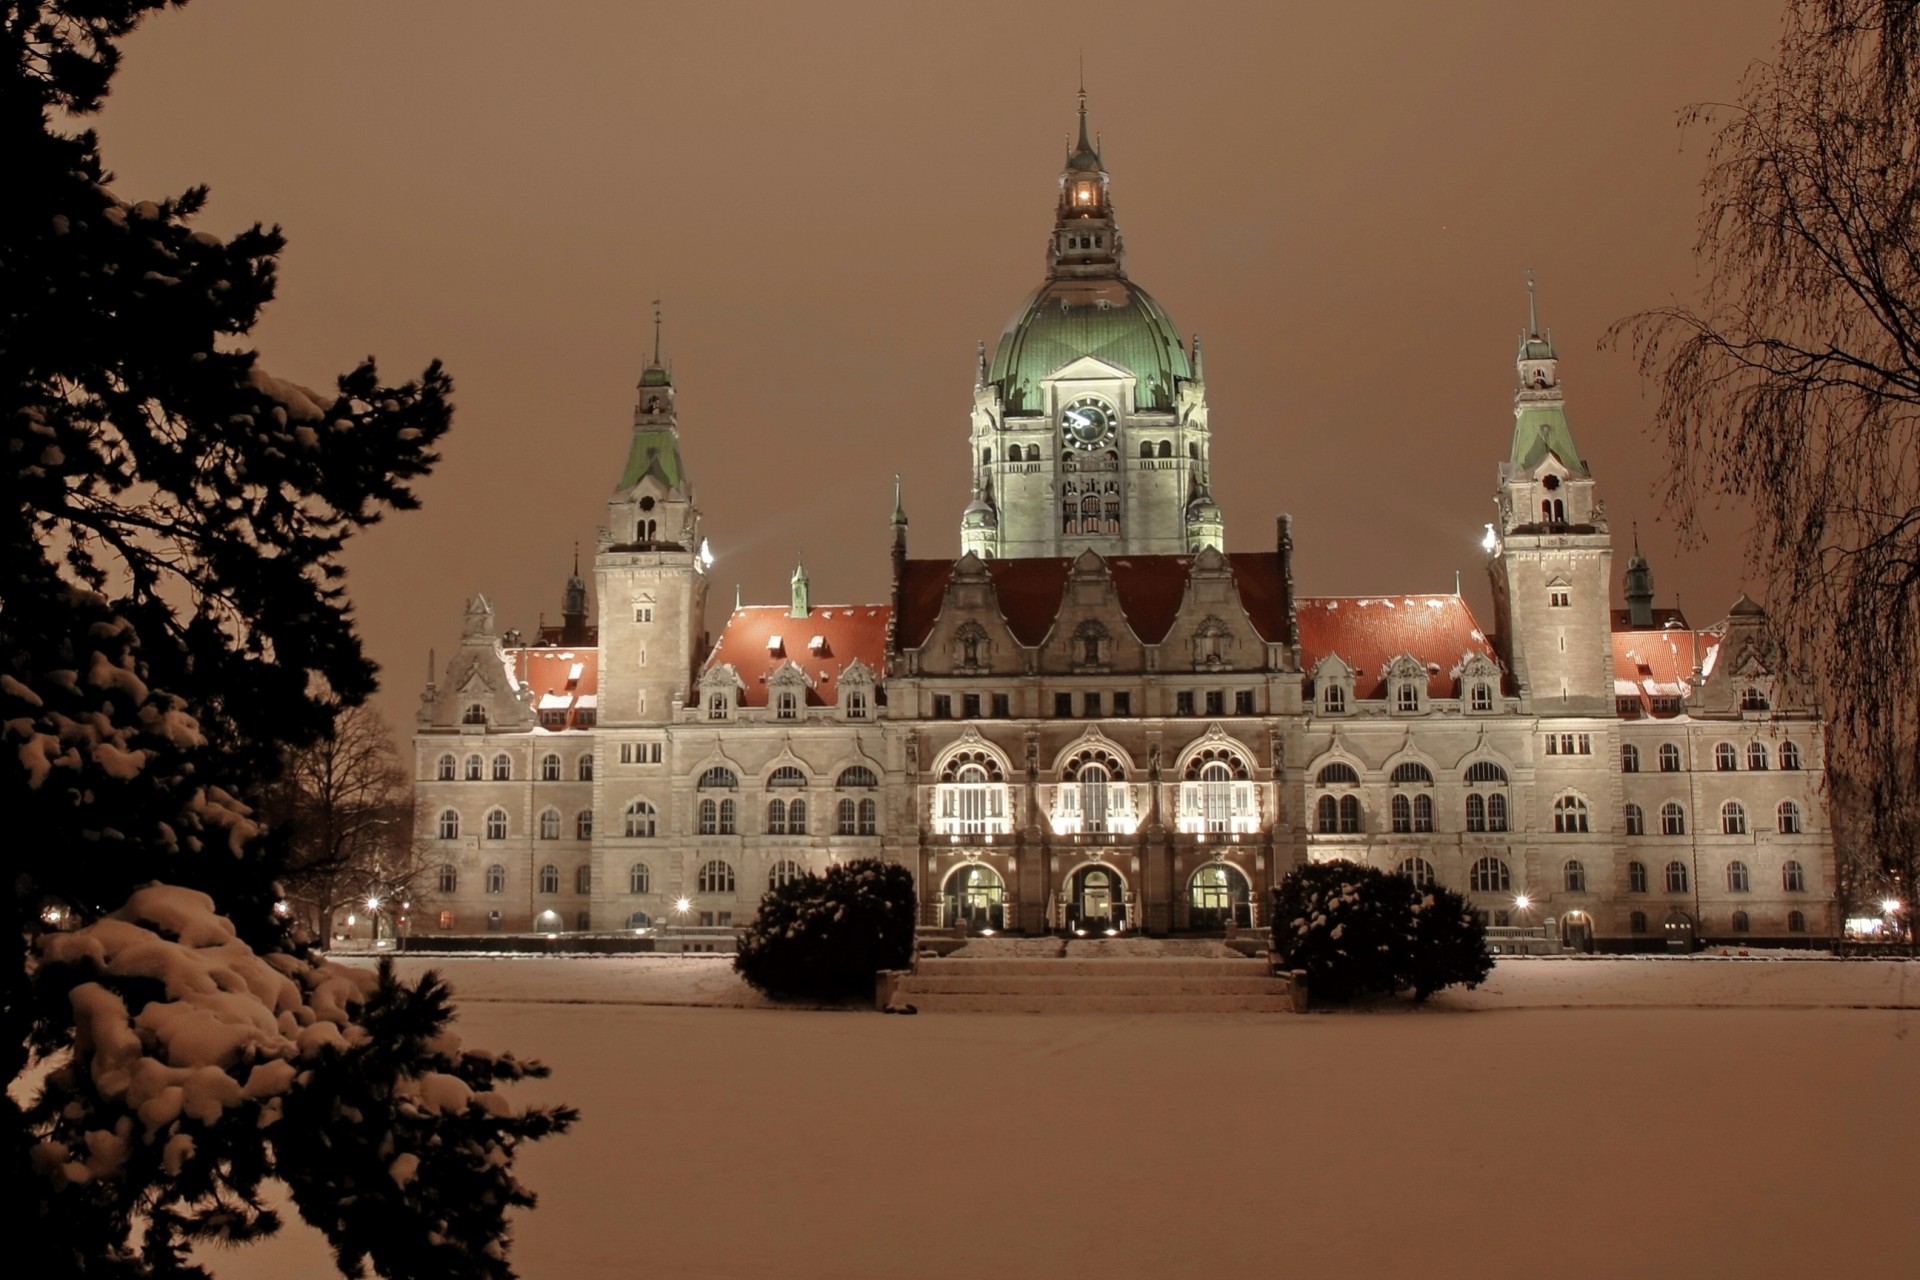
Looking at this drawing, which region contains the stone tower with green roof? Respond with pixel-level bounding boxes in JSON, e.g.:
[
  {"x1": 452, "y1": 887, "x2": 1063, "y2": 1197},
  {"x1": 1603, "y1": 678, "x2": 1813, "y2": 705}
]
[
  {"x1": 961, "y1": 90, "x2": 1219, "y2": 560},
  {"x1": 1485, "y1": 277, "x2": 1615, "y2": 715},
  {"x1": 595, "y1": 312, "x2": 710, "y2": 738}
]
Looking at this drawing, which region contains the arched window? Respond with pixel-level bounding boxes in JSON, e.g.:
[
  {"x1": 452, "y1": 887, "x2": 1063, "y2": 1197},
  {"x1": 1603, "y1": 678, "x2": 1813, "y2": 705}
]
[
  {"x1": 1787, "y1": 910, "x2": 1806, "y2": 933},
  {"x1": 788, "y1": 798, "x2": 807, "y2": 834},
  {"x1": 1660, "y1": 802, "x2": 1687, "y2": 836},
  {"x1": 465, "y1": 754, "x2": 483, "y2": 781},
  {"x1": 484, "y1": 808, "x2": 508, "y2": 840},
  {"x1": 576, "y1": 809, "x2": 594, "y2": 840},
  {"x1": 438, "y1": 809, "x2": 460, "y2": 840},
  {"x1": 1188, "y1": 441, "x2": 1201, "y2": 460},
  {"x1": 1624, "y1": 803, "x2": 1645, "y2": 836},
  {"x1": 1731, "y1": 910, "x2": 1751, "y2": 933},
  {"x1": 624, "y1": 800, "x2": 656, "y2": 838},
  {"x1": 539, "y1": 864, "x2": 559, "y2": 894},
  {"x1": 1317, "y1": 762, "x2": 1360, "y2": 786},
  {"x1": 492, "y1": 753, "x2": 512, "y2": 781},
  {"x1": 1721, "y1": 801, "x2": 1747, "y2": 835},
  {"x1": 697, "y1": 860, "x2": 736, "y2": 894},
  {"x1": 768, "y1": 765, "x2": 807, "y2": 789},
  {"x1": 485, "y1": 863, "x2": 505, "y2": 894},
  {"x1": 1628, "y1": 861, "x2": 1648, "y2": 893},
  {"x1": 1714, "y1": 742, "x2": 1738, "y2": 771},
  {"x1": 576, "y1": 865, "x2": 592, "y2": 894},
  {"x1": 1158, "y1": 440, "x2": 1173, "y2": 458},
  {"x1": 1466, "y1": 793, "x2": 1485, "y2": 832},
  {"x1": 1469, "y1": 857, "x2": 1511, "y2": 893},
  {"x1": 838, "y1": 765, "x2": 879, "y2": 788},
  {"x1": 1783, "y1": 860, "x2": 1806, "y2": 892},
  {"x1": 1321, "y1": 684, "x2": 1346, "y2": 714},
  {"x1": 1397, "y1": 857, "x2": 1436, "y2": 888},
  {"x1": 1552, "y1": 795, "x2": 1590, "y2": 834},
  {"x1": 463, "y1": 703, "x2": 486, "y2": 725},
  {"x1": 699, "y1": 799, "x2": 717, "y2": 835},
  {"x1": 578, "y1": 753, "x2": 595, "y2": 781},
  {"x1": 539, "y1": 808, "x2": 561, "y2": 840},
  {"x1": 858, "y1": 798, "x2": 878, "y2": 835},
  {"x1": 1630, "y1": 911, "x2": 1648, "y2": 934},
  {"x1": 1727, "y1": 860, "x2": 1751, "y2": 892},
  {"x1": 1486, "y1": 793, "x2": 1509, "y2": 832},
  {"x1": 436, "y1": 753, "x2": 456, "y2": 781},
  {"x1": 1564, "y1": 859, "x2": 1586, "y2": 892},
  {"x1": 1338, "y1": 795, "x2": 1361, "y2": 833},
  {"x1": 1746, "y1": 742, "x2": 1769, "y2": 771},
  {"x1": 769, "y1": 860, "x2": 804, "y2": 890},
  {"x1": 437, "y1": 864, "x2": 458, "y2": 893},
  {"x1": 1779, "y1": 740, "x2": 1803, "y2": 770},
  {"x1": 1139, "y1": 441, "x2": 1154, "y2": 459},
  {"x1": 1665, "y1": 861, "x2": 1689, "y2": 893},
  {"x1": 719, "y1": 798, "x2": 737, "y2": 834},
  {"x1": 1391, "y1": 793, "x2": 1412, "y2": 833},
  {"x1": 699, "y1": 765, "x2": 739, "y2": 790},
  {"x1": 767, "y1": 798, "x2": 787, "y2": 834},
  {"x1": 1465, "y1": 761, "x2": 1508, "y2": 784},
  {"x1": 1658, "y1": 743, "x2": 1682, "y2": 772},
  {"x1": 1390, "y1": 761, "x2": 1434, "y2": 785},
  {"x1": 541, "y1": 753, "x2": 561, "y2": 781},
  {"x1": 1315, "y1": 794, "x2": 1339, "y2": 834},
  {"x1": 629, "y1": 863, "x2": 651, "y2": 894},
  {"x1": 837, "y1": 798, "x2": 857, "y2": 835},
  {"x1": 981, "y1": 446, "x2": 992, "y2": 466}
]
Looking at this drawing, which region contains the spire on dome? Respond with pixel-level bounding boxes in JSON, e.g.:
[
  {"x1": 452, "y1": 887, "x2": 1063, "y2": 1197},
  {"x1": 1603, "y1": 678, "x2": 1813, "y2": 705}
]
[
  {"x1": 1050, "y1": 82, "x2": 1121, "y2": 279},
  {"x1": 1508, "y1": 270, "x2": 1583, "y2": 473},
  {"x1": 639, "y1": 301, "x2": 672, "y2": 388}
]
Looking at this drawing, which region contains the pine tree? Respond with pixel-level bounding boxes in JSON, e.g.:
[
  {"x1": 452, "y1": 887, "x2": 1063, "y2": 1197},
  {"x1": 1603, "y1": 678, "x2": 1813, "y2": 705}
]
[{"x1": 3, "y1": 4, "x2": 574, "y2": 1275}]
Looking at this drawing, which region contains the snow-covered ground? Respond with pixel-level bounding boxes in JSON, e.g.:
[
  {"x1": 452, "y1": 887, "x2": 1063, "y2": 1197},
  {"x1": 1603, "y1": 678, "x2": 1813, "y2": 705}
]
[{"x1": 197, "y1": 955, "x2": 1918, "y2": 1280}]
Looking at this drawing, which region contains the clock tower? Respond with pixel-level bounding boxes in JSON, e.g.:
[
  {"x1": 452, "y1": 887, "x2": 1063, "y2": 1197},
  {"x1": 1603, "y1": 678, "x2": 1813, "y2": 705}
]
[{"x1": 961, "y1": 90, "x2": 1219, "y2": 561}]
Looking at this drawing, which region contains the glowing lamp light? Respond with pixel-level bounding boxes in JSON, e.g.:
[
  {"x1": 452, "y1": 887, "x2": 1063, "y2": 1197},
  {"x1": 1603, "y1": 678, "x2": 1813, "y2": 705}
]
[
  {"x1": 1481, "y1": 523, "x2": 1500, "y2": 553},
  {"x1": 366, "y1": 896, "x2": 381, "y2": 912},
  {"x1": 675, "y1": 897, "x2": 692, "y2": 915},
  {"x1": 698, "y1": 538, "x2": 714, "y2": 569},
  {"x1": 1104, "y1": 928, "x2": 1119, "y2": 937},
  {"x1": 980, "y1": 928, "x2": 995, "y2": 937},
  {"x1": 1883, "y1": 898, "x2": 1903, "y2": 915},
  {"x1": 1513, "y1": 894, "x2": 1532, "y2": 911}
]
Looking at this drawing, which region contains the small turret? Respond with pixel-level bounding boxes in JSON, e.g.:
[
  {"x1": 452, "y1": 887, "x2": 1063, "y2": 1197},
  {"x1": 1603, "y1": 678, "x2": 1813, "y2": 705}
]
[
  {"x1": 789, "y1": 561, "x2": 811, "y2": 619},
  {"x1": 1624, "y1": 532, "x2": 1655, "y2": 628},
  {"x1": 560, "y1": 546, "x2": 590, "y2": 646}
]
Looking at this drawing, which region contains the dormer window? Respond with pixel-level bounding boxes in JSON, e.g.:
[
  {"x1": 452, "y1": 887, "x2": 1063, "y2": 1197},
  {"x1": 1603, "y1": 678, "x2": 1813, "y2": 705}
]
[
  {"x1": 1471, "y1": 684, "x2": 1494, "y2": 712},
  {"x1": 775, "y1": 690, "x2": 799, "y2": 721},
  {"x1": 1322, "y1": 685, "x2": 1346, "y2": 714},
  {"x1": 1396, "y1": 685, "x2": 1419, "y2": 713},
  {"x1": 1548, "y1": 579, "x2": 1571, "y2": 608},
  {"x1": 707, "y1": 692, "x2": 729, "y2": 720},
  {"x1": 463, "y1": 703, "x2": 486, "y2": 725},
  {"x1": 1741, "y1": 686, "x2": 1770, "y2": 711}
]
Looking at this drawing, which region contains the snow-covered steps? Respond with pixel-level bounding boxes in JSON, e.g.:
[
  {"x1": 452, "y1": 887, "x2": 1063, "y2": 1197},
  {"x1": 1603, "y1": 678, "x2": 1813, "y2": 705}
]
[{"x1": 883, "y1": 955, "x2": 1298, "y2": 1014}]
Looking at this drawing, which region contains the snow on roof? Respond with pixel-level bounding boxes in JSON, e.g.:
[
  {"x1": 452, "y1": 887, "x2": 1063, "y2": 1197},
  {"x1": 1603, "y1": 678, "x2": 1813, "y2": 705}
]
[
  {"x1": 705, "y1": 605, "x2": 888, "y2": 707},
  {"x1": 1295, "y1": 595, "x2": 1498, "y2": 698}
]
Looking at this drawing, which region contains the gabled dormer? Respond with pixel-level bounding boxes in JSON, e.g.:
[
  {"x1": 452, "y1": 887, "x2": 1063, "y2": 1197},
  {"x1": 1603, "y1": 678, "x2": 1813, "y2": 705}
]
[
  {"x1": 421, "y1": 594, "x2": 535, "y2": 731},
  {"x1": 1384, "y1": 653, "x2": 1430, "y2": 715},
  {"x1": 1310, "y1": 654, "x2": 1355, "y2": 716}
]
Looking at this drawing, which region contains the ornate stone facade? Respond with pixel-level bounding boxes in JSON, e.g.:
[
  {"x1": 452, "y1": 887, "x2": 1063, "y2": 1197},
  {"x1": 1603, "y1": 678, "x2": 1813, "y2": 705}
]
[{"x1": 411, "y1": 104, "x2": 1834, "y2": 949}]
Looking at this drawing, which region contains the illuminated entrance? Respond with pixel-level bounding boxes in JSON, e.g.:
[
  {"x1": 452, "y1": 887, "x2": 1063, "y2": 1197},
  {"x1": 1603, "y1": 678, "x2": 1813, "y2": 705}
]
[
  {"x1": 1188, "y1": 862, "x2": 1251, "y2": 930},
  {"x1": 944, "y1": 863, "x2": 1005, "y2": 931},
  {"x1": 1067, "y1": 864, "x2": 1127, "y2": 930}
]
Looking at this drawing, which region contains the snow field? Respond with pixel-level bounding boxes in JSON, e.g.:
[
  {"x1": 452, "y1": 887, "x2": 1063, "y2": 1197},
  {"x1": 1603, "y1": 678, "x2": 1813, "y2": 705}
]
[{"x1": 196, "y1": 956, "x2": 1918, "y2": 1280}]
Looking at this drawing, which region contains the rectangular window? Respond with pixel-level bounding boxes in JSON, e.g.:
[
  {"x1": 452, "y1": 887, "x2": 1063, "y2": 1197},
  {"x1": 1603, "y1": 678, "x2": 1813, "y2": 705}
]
[
  {"x1": 1177, "y1": 691, "x2": 1196, "y2": 717},
  {"x1": 1083, "y1": 692, "x2": 1102, "y2": 718},
  {"x1": 963, "y1": 693, "x2": 982, "y2": 719},
  {"x1": 619, "y1": 743, "x2": 634, "y2": 764},
  {"x1": 991, "y1": 693, "x2": 1010, "y2": 718},
  {"x1": 1549, "y1": 589, "x2": 1571, "y2": 608},
  {"x1": 717, "y1": 912, "x2": 732, "y2": 927},
  {"x1": 932, "y1": 694, "x2": 952, "y2": 720},
  {"x1": 1577, "y1": 733, "x2": 1592, "y2": 754},
  {"x1": 635, "y1": 606, "x2": 653, "y2": 623},
  {"x1": 699, "y1": 911, "x2": 714, "y2": 927},
  {"x1": 1234, "y1": 690, "x2": 1255, "y2": 715},
  {"x1": 437, "y1": 910, "x2": 454, "y2": 930},
  {"x1": 1113, "y1": 691, "x2": 1132, "y2": 717},
  {"x1": 1545, "y1": 735, "x2": 1558, "y2": 756},
  {"x1": 1054, "y1": 691, "x2": 1073, "y2": 718},
  {"x1": 1205, "y1": 690, "x2": 1225, "y2": 716}
]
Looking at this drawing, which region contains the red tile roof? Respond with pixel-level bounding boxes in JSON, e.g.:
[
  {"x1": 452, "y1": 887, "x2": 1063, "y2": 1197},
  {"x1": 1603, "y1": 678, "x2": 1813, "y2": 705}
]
[
  {"x1": 894, "y1": 552, "x2": 1295, "y2": 651},
  {"x1": 703, "y1": 604, "x2": 890, "y2": 707},
  {"x1": 1611, "y1": 613, "x2": 1703, "y2": 711},
  {"x1": 1294, "y1": 595, "x2": 1498, "y2": 698},
  {"x1": 513, "y1": 646, "x2": 599, "y2": 730}
]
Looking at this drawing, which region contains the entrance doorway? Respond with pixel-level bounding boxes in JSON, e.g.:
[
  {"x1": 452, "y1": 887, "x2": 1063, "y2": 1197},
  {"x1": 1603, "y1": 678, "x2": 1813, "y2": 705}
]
[
  {"x1": 1560, "y1": 910, "x2": 1594, "y2": 953},
  {"x1": 944, "y1": 863, "x2": 1005, "y2": 932},
  {"x1": 1188, "y1": 862, "x2": 1252, "y2": 930},
  {"x1": 1067, "y1": 864, "x2": 1127, "y2": 930}
]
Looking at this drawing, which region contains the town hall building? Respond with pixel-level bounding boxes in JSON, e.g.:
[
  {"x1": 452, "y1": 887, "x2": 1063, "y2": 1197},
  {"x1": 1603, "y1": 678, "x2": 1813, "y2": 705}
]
[{"x1": 412, "y1": 95, "x2": 1833, "y2": 950}]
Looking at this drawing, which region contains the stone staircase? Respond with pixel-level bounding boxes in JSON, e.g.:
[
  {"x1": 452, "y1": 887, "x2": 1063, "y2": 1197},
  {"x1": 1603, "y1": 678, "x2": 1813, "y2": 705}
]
[{"x1": 883, "y1": 953, "x2": 1299, "y2": 1014}]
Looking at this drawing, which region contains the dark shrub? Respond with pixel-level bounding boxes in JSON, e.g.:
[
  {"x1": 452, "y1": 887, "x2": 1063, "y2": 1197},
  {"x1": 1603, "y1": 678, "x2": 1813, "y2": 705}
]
[
  {"x1": 734, "y1": 858, "x2": 917, "y2": 1000},
  {"x1": 1271, "y1": 859, "x2": 1492, "y2": 1004}
]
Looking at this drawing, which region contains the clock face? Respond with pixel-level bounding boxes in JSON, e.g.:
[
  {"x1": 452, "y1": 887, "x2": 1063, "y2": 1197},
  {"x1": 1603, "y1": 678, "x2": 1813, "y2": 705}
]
[{"x1": 1060, "y1": 396, "x2": 1115, "y2": 450}]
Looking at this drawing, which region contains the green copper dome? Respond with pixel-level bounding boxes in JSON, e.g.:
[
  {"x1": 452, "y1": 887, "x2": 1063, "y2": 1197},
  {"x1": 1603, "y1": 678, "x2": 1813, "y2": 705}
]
[{"x1": 988, "y1": 277, "x2": 1191, "y2": 414}]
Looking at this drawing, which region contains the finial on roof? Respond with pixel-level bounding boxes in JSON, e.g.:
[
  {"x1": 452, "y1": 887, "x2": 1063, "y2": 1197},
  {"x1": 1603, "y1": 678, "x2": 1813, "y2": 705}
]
[
  {"x1": 734, "y1": 582, "x2": 742, "y2": 610},
  {"x1": 652, "y1": 300, "x2": 663, "y2": 364},
  {"x1": 976, "y1": 339, "x2": 987, "y2": 388},
  {"x1": 892, "y1": 473, "x2": 908, "y2": 526},
  {"x1": 1526, "y1": 268, "x2": 1538, "y2": 336},
  {"x1": 572, "y1": 541, "x2": 580, "y2": 577},
  {"x1": 1191, "y1": 333, "x2": 1205, "y2": 381},
  {"x1": 1076, "y1": 70, "x2": 1093, "y2": 157}
]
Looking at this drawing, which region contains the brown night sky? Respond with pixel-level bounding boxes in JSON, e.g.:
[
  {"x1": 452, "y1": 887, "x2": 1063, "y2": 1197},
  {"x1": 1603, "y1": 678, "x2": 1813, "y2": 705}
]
[{"x1": 85, "y1": 1, "x2": 1781, "y2": 733}]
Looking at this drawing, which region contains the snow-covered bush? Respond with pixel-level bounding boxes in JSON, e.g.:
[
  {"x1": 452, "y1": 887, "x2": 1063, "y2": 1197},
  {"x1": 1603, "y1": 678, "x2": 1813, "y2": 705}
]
[
  {"x1": 1270, "y1": 860, "x2": 1492, "y2": 1004},
  {"x1": 733, "y1": 859, "x2": 917, "y2": 1001}
]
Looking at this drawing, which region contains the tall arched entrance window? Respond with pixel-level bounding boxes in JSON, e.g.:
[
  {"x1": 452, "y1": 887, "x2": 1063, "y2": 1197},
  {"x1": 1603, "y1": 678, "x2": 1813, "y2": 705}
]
[
  {"x1": 943, "y1": 863, "x2": 1005, "y2": 932},
  {"x1": 1188, "y1": 862, "x2": 1252, "y2": 930},
  {"x1": 1067, "y1": 864, "x2": 1127, "y2": 931}
]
